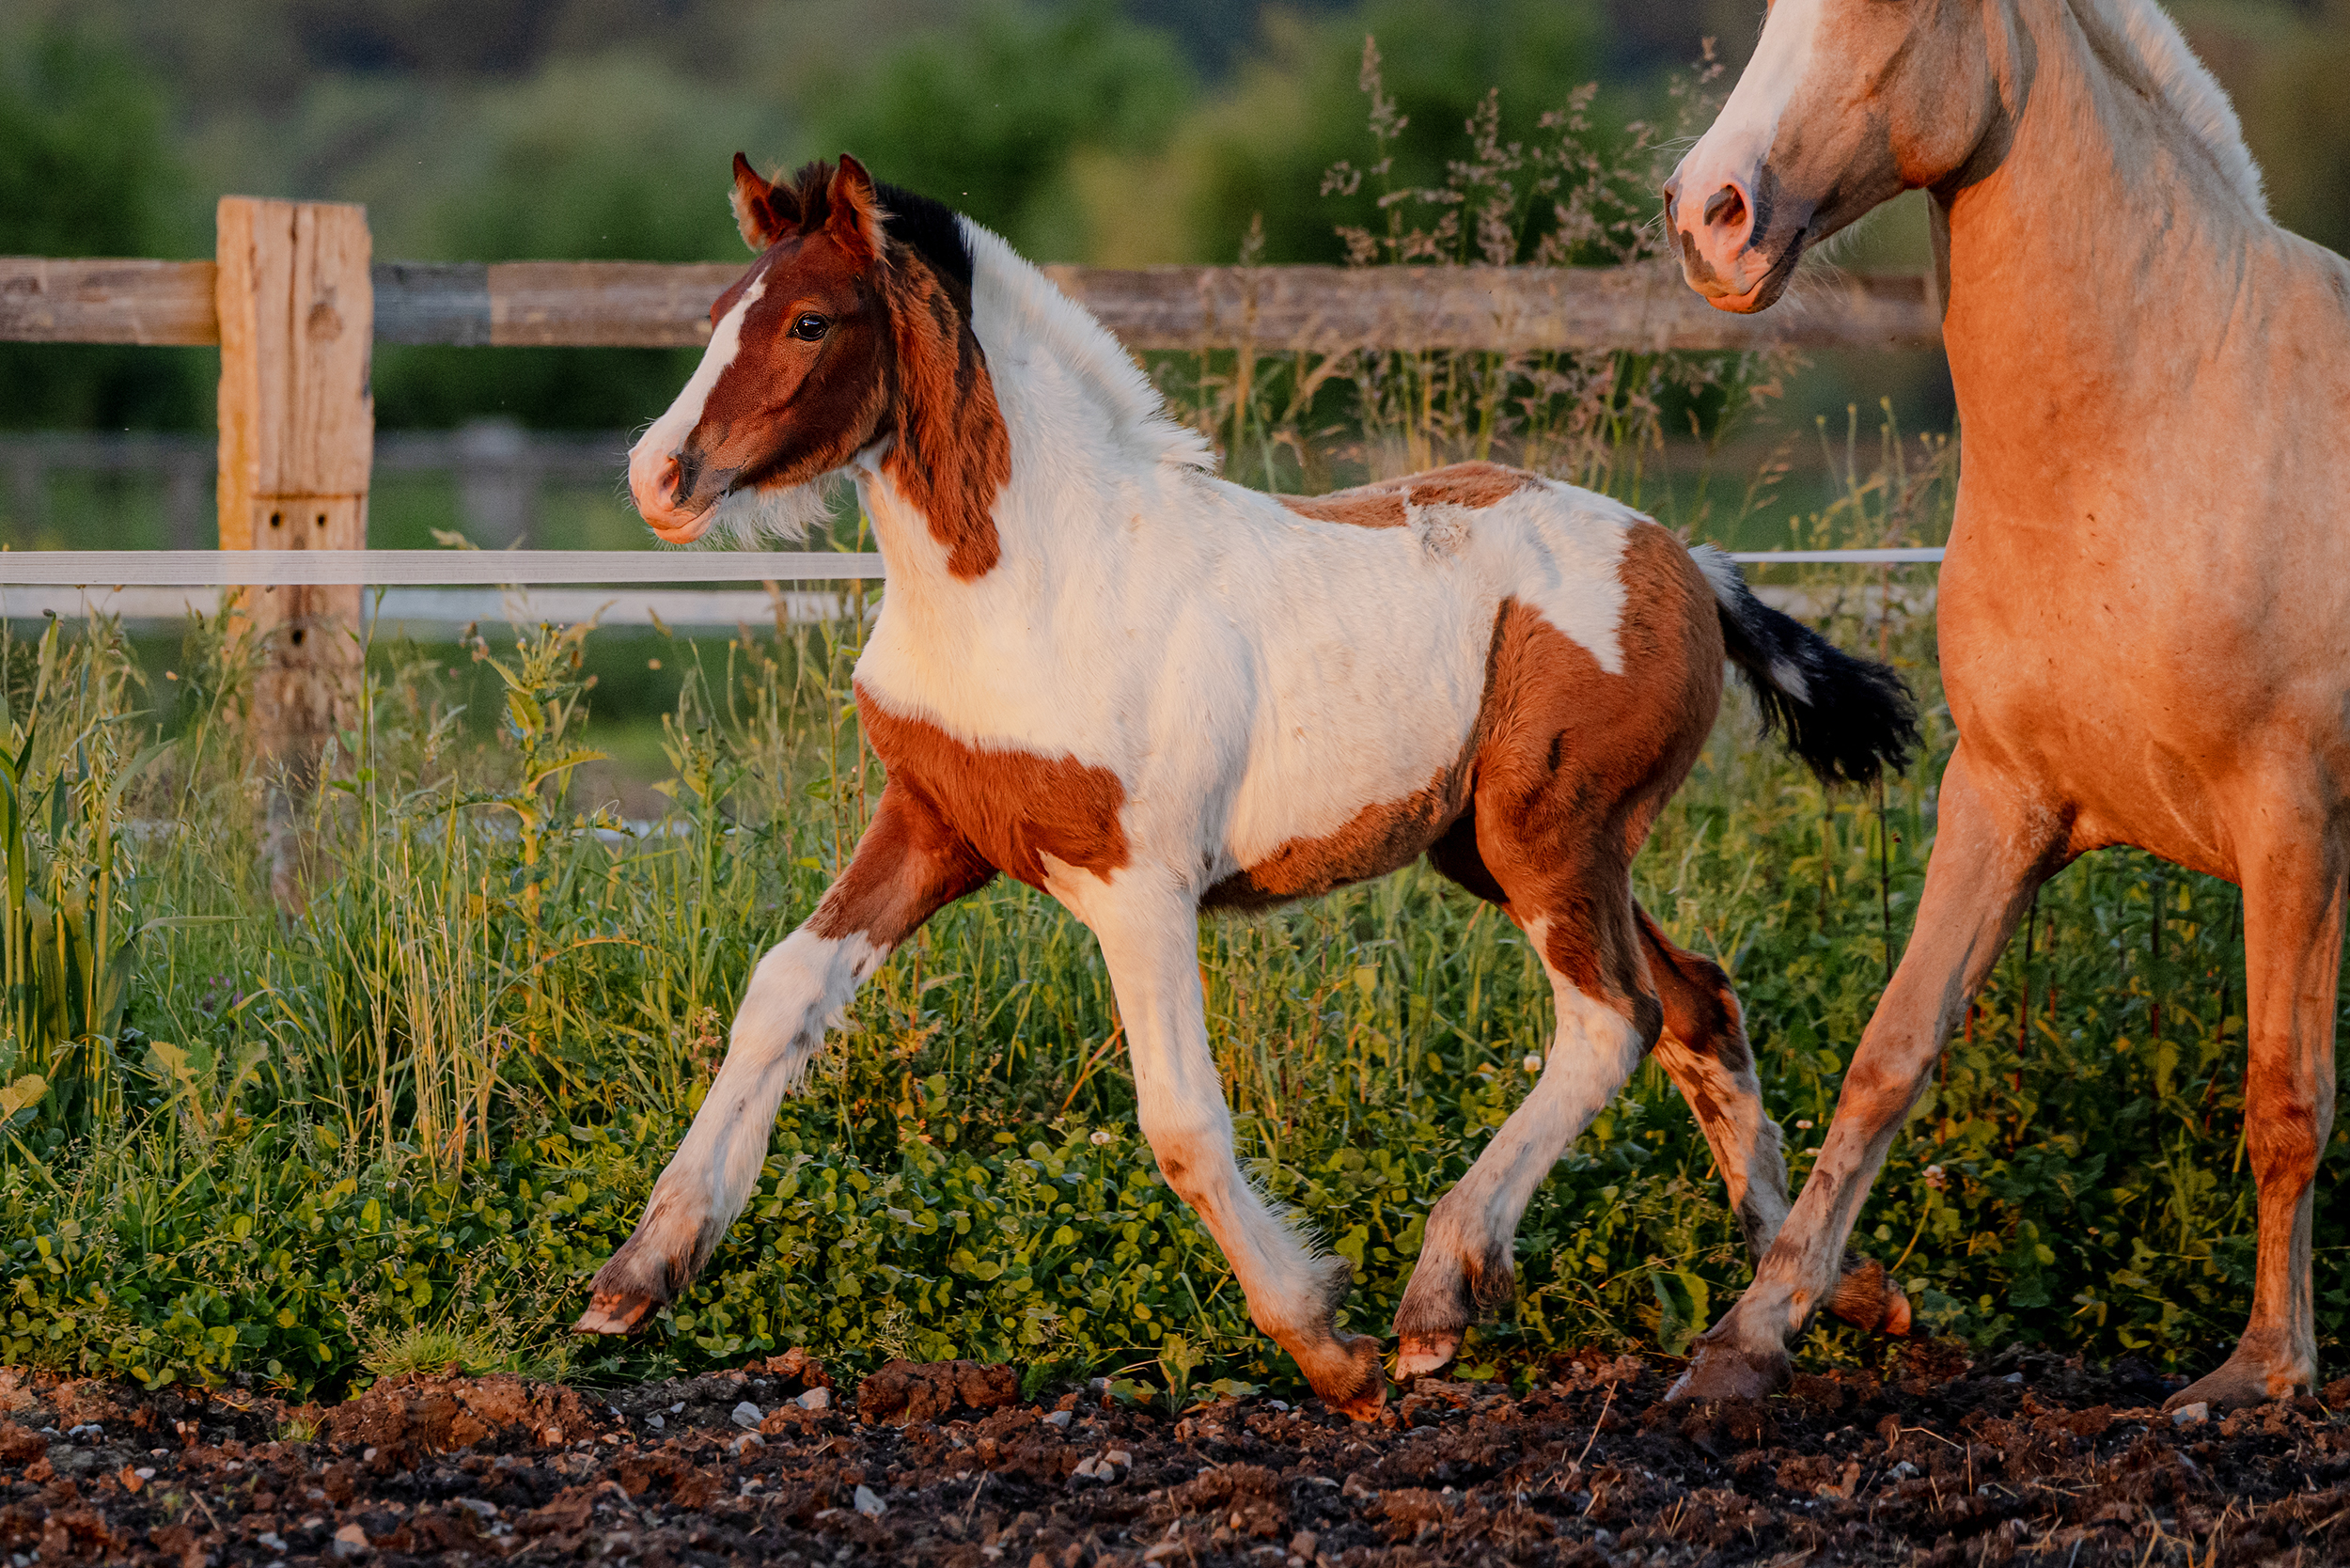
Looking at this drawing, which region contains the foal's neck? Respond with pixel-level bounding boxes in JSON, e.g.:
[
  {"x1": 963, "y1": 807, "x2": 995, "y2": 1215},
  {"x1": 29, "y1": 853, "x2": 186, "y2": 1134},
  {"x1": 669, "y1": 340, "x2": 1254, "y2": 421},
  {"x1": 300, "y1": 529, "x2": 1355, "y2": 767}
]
[{"x1": 856, "y1": 222, "x2": 1213, "y2": 609}]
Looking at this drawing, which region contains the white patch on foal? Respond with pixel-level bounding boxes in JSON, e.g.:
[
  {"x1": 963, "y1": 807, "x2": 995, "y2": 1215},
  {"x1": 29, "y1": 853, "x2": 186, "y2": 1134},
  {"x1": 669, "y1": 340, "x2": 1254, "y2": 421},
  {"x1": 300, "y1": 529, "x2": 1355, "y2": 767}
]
[{"x1": 640, "y1": 927, "x2": 885, "y2": 1258}]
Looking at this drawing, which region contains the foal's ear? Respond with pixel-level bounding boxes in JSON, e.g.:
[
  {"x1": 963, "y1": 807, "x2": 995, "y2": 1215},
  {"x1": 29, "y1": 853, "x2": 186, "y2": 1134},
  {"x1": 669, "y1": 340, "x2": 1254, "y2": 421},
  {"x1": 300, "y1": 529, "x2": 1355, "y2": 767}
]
[
  {"x1": 729, "y1": 153, "x2": 800, "y2": 251},
  {"x1": 822, "y1": 153, "x2": 888, "y2": 267}
]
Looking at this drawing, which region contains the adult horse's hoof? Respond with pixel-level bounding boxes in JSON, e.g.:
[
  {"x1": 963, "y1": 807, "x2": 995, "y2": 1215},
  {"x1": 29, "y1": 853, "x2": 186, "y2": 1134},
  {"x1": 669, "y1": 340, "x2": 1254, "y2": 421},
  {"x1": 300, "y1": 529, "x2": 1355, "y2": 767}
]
[
  {"x1": 2165, "y1": 1350, "x2": 2309, "y2": 1414},
  {"x1": 1313, "y1": 1334, "x2": 1390, "y2": 1422},
  {"x1": 1666, "y1": 1341, "x2": 1790, "y2": 1403},
  {"x1": 1828, "y1": 1255, "x2": 1912, "y2": 1336}
]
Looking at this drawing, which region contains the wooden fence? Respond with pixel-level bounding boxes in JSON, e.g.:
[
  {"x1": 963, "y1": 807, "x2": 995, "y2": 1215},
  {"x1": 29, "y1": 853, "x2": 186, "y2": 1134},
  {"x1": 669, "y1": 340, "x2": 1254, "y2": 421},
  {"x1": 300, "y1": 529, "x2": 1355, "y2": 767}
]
[{"x1": 0, "y1": 198, "x2": 1947, "y2": 776}]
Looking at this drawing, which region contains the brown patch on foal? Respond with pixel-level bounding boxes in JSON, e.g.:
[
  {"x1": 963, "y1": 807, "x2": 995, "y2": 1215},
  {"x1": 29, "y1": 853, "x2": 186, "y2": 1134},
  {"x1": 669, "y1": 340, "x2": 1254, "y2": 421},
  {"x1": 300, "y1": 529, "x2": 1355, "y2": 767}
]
[
  {"x1": 879, "y1": 252, "x2": 1010, "y2": 579},
  {"x1": 856, "y1": 688, "x2": 1129, "y2": 887},
  {"x1": 1402, "y1": 461, "x2": 1540, "y2": 509},
  {"x1": 1275, "y1": 490, "x2": 1408, "y2": 528},
  {"x1": 1437, "y1": 521, "x2": 1723, "y2": 1012},
  {"x1": 1274, "y1": 461, "x2": 1540, "y2": 530},
  {"x1": 805, "y1": 779, "x2": 995, "y2": 945}
]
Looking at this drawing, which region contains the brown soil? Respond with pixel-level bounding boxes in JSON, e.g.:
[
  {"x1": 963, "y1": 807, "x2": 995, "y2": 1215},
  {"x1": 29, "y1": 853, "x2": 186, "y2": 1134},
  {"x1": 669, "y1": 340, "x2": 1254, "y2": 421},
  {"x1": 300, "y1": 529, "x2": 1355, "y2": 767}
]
[{"x1": 2, "y1": 1343, "x2": 2347, "y2": 1567}]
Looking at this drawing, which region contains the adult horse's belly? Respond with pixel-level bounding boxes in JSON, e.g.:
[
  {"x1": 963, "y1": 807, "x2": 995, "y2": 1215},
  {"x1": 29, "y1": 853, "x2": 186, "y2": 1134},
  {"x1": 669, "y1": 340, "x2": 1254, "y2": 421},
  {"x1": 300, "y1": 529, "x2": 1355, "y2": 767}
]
[{"x1": 1937, "y1": 514, "x2": 2350, "y2": 878}]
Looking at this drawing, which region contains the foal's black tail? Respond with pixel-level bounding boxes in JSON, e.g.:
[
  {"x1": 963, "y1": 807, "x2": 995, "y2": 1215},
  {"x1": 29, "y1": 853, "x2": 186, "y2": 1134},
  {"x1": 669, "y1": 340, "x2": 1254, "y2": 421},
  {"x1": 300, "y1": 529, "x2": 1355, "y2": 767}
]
[{"x1": 1692, "y1": 544, "x2": 1919, "y2": 787}]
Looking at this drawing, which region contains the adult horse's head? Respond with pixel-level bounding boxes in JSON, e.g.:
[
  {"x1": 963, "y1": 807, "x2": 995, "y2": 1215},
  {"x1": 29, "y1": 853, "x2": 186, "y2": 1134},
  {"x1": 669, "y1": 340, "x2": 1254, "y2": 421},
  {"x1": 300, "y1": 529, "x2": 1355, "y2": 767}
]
[
  {"x1": 627, "y1": 153, "x2": 1007, "y2": 574},
  {"x1": 1662, "y1": 0, "x2": 2039, "y2": 312}
]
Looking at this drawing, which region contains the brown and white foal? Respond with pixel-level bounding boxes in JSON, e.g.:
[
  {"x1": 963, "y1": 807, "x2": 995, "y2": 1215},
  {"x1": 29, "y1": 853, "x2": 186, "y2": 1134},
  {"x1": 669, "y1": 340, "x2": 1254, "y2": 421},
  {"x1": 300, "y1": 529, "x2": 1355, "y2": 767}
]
[{"x1": 581, "y1": 153, "x2": 1917, "y2": 1416}]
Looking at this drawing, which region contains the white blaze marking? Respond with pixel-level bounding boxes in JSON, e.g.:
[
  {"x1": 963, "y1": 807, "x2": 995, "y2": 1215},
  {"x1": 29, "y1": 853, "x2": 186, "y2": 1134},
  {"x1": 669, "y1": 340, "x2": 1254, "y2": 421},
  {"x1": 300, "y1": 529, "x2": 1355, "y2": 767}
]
[
  {"x1": 1676, "y1": 0, "x2": 1825, "y2": 214},
  {"x1": 627, "y1": 274, "x2": 767, "y2": 505}
]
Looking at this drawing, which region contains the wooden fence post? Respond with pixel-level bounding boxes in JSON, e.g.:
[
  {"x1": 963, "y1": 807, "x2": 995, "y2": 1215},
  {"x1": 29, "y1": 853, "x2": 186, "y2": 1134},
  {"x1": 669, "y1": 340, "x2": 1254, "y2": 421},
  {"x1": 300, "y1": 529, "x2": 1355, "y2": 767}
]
[{"x1": 214, "y1": 197, "x2": 372, "y2": 903}]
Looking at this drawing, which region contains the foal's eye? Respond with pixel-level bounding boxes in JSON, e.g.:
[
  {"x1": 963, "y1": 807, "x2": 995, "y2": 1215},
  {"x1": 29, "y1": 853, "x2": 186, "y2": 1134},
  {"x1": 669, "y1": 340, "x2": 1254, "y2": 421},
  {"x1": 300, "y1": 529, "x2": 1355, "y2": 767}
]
[{"x1": 790, "y1": 313, "x2": 829, "y2": 341}]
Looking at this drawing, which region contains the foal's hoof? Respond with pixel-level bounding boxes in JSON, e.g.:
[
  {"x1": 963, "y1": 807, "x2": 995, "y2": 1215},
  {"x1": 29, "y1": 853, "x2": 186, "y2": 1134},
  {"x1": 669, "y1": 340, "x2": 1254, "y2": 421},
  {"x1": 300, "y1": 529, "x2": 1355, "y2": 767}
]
[
  {"x1": 1313, "y1": 1335, "x2": 1390, "y2": 1422},
  {"x1": 1828, "y1": 1255, "x2": 1912, "y2": 1336},
  {"x1": 1394, "y1": 1330, "x2": 1462, "y2": 1381},
  {"x1": 1665, "y1": 1341, "x2": 1790, "y2": 1404},
  {"x1": 572, "y1": 1289, "x2": 660, "y2": 1336}
]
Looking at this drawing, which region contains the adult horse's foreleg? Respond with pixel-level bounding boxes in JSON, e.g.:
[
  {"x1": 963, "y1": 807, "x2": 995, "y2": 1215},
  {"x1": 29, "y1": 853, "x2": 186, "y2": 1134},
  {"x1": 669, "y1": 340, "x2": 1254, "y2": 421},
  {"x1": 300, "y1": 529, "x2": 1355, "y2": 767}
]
[
  {"x1": 2166, "y1": 819, "x2": 2344, "y2": 1411},
  {"x1": 1670, "y1": 743, "x2": 2064, "y2": 1401},
  {"x1": 1637, "y1": 909, "x2": 1911, "y2": 1337},
  {"x1": 1080, "y1": 870, "x2": 1386, "y2": 1419},
  {"x1": 575, "y1": 781, "x2": 992, "y2": 1335},
  {"x1": 1392, "y1": 901, "x2": 1655, "y2": 1380}
]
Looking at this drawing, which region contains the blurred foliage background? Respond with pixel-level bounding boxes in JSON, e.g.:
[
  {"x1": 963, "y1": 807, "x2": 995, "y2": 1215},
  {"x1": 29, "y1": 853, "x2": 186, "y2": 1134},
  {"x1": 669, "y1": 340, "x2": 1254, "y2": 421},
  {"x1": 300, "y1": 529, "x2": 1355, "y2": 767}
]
[{"x1": 5, "y1": 0, "x2": 2343, "y2": 437}]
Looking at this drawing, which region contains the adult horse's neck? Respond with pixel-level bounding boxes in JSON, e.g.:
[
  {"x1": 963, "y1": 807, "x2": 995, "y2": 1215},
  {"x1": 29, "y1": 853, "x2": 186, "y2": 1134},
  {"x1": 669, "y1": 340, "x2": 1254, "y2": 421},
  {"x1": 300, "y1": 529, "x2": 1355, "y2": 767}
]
[{"x1": 1935, "y1": 0, "x2": 2270, "y2": 523}]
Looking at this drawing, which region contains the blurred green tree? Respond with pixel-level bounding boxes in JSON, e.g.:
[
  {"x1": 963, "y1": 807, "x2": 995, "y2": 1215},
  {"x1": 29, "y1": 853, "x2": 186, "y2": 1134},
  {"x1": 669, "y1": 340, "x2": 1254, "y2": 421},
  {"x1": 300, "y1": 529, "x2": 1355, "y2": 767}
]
[
  {"x1": 1173, "y1": 0, "x2": 1613, "y2": 264},
  {"x1": 371, "y1": 55, "x2": 776, "y2": 431},
  {"x1": 806, "y1": 0, "x2": 1195, "y2": 260},
  {"x1": 0, "y1": 23, "x2": 208, "y2": 429}
]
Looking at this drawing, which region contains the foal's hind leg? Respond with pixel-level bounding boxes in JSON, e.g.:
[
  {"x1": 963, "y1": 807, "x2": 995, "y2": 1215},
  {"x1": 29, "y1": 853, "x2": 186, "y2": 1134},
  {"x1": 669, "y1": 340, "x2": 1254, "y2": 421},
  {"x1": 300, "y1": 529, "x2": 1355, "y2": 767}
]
[
  {"x1": 576, "y1": 781, "x2": 992, "y2": 1335},
  {"x1": 1393, "y1": 872, "x2": 1657, "y2": 1379},
  {"x1": 1637, "y1": 909, "x2": 1909, "y2": 1336},
  {"x1": 2166, "y1": 815, "x2": 2344, "y2": 1411}
]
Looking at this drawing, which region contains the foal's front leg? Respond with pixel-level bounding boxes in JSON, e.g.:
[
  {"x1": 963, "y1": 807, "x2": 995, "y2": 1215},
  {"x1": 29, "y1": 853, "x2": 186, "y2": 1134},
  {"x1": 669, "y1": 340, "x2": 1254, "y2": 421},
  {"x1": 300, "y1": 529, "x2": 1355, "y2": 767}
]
[
  {"x1": 576, "y1": 782, "x2": 992, "y2": 1335},
  {"x1": 1077, "y1": 869, "x2": 1387, "y2": 1419}
]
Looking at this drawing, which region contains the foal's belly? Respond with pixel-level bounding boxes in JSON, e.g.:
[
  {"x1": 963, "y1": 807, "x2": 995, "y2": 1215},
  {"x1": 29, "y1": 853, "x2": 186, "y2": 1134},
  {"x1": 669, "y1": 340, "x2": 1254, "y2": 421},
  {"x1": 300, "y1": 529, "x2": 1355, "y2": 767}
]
[{"x1": 1200, "y1": 591, "x2": 1495, "y2": 907}]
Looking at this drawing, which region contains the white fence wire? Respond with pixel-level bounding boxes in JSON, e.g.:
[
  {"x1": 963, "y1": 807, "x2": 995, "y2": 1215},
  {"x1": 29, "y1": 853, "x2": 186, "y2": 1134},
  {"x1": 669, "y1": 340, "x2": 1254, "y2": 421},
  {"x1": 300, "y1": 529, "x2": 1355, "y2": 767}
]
[{"x1": 0, "y1": 547, "x2": 1944, "y2": 630}]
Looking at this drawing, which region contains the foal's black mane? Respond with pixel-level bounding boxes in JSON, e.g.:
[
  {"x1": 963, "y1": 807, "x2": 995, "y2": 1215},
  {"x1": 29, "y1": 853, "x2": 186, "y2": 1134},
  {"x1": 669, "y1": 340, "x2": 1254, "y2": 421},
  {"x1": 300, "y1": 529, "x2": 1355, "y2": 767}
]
[
  {"x1": 874, "y1": 181, "x2": 975, "y2": 293},
  {"x1": 780, "y1": 159, "x2": 975, "y2": 293}
]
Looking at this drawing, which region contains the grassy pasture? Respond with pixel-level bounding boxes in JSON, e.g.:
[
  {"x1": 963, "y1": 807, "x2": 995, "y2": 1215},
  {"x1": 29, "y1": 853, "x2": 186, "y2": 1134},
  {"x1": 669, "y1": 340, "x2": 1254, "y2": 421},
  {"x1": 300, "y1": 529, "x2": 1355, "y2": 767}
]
[{"x1": 0, "y1": 425, "x2": 2326, "y2": 1404}]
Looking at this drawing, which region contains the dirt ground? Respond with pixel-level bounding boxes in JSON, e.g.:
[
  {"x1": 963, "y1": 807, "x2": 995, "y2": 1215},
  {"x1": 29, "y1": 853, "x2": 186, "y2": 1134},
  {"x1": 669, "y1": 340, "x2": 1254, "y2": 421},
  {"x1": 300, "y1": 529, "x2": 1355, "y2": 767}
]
[{"x1": 5, "y1": 1342, "x2": 2349, "y2": 1567}]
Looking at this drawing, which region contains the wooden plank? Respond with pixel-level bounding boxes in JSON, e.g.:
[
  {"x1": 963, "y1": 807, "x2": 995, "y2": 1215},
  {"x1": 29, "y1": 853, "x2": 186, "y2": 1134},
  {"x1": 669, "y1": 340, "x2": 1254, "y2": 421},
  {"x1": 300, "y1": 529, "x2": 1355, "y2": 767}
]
[
  {"x1": 374, "y1": 261, "x2": 492, "y2": 345},
  {"x1": 488, "y1": 260, "x2": 742, "y2": 347},
  {"x1": 469, "y1": 259, "x2": 1941, "y2": 352},
  {"x1": 0, "y1": 258, "x2": 218, "y2": 344},
  {"x1": 216, "y1": 197, "x2": 374, "y2": 903},
  {"x1": 1, "y1": 254, "x2": 1943, "y2": 353},
  {"x1": 1045, "y1": 259, "x2": 1940, "y2": 353}
]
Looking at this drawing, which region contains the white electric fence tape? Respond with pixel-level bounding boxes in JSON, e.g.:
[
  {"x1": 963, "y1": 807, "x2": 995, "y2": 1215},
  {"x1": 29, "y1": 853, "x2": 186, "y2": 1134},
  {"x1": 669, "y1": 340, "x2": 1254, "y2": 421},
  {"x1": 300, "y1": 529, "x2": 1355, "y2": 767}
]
[{"x1": 0, "y1": 546, "x2": 1943, "y2": 587}]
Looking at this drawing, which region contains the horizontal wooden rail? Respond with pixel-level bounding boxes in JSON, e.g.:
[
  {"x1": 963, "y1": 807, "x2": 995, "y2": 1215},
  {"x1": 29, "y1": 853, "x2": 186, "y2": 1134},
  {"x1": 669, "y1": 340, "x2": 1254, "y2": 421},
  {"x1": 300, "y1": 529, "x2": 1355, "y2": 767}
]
[{"x1": 2, "y1": 257, "x2": 1943, "y2": 353}]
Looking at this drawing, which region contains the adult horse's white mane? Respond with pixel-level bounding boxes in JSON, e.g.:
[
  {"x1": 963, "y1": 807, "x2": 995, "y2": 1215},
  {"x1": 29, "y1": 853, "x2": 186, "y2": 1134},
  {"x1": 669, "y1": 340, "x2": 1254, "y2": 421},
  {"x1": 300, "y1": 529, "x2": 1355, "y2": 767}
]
[{"x1": 2105, "y1": 0, "x2": 2266, "y2": 212}]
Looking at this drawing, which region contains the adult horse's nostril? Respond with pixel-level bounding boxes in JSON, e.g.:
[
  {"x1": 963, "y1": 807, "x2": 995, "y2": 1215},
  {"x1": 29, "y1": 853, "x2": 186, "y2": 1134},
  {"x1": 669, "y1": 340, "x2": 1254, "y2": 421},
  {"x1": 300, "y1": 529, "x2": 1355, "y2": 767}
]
[
  {"x1": 1702, "y1": 184, "x2": 1750, "y2": 232},
  {"x1": 656, "y1": 453, "x2": 683, "y2": 504}
]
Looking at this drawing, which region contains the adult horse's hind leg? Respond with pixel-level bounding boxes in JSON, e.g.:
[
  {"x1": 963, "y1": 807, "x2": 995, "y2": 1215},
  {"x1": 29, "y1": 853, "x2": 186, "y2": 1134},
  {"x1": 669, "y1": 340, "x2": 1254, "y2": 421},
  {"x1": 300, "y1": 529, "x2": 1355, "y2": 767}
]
[
  {"x1": 575, "y1": 781, "x2": 992, "y2": 1335},
  {"x1": 2166, "y1": 813, "x2": 2344, "y2": 1411},
  {"x1": 1073, "y1": 866, "x2": 1387, "y2": 1419},
  {"x1": 1638, "y1": 910, "x2": 1910, "y2": 1337}
]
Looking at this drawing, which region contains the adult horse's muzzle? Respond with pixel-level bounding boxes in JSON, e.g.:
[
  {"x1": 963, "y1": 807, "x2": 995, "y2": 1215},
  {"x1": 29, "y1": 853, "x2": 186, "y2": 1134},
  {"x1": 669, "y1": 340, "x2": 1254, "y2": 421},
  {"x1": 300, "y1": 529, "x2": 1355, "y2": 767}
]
[{"x1": 1663, "y1": 165, "x2": 1805, "y2": 315}]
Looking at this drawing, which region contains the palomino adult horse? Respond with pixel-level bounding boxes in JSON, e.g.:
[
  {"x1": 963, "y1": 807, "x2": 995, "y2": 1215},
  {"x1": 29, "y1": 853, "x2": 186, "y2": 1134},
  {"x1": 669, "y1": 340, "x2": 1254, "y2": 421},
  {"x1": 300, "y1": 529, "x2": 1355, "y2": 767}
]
[
  {"x1": 576, "y1": 153, "x2": 1917, "y2": 1415},
  {"x1": 1663, "y1": 0, "x2": 2350, "y2": 1409}
]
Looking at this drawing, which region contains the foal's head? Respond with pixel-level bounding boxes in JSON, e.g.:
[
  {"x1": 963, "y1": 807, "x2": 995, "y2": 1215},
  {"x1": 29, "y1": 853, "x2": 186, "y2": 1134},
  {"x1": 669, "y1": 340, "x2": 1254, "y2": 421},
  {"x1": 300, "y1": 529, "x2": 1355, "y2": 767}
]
[{"x1": 628, "y1": 154, "x2": 1007, "y2": 574}]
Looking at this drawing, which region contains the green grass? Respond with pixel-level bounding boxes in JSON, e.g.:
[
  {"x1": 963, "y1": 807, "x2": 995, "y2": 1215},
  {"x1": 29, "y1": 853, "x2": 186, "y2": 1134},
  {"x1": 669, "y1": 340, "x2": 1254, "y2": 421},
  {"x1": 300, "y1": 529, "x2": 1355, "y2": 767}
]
[{"x1": 0, "y1": 496, "x2": 2328, "y2": 1405}]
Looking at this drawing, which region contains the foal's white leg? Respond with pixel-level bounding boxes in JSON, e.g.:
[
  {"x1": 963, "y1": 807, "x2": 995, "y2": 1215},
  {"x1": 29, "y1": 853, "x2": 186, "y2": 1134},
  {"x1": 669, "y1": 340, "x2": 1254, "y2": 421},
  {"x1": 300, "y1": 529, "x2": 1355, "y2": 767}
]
[
  {"x1": 1393, "y1": 920, "x2": 1649, "y2": 1378},
  {"x1": 578, "y1": 783, "x2": 990, "y2": 1334},
  {"x1": 1069, "y1": 866, "x2": 1386, "y2": 1417}
]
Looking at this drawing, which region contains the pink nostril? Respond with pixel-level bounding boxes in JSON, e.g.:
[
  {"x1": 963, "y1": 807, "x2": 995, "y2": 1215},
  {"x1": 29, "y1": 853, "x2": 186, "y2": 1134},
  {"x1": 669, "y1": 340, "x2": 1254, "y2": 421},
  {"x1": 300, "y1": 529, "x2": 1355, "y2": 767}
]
[
  {"x1": 656, "y1": 454, "x2": 682, "y2": 505},
  {"x1": 1701, "y1": 183, "x2": 1749, "y2": 233}
]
